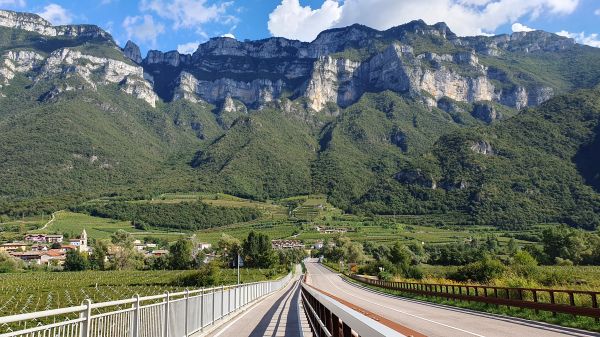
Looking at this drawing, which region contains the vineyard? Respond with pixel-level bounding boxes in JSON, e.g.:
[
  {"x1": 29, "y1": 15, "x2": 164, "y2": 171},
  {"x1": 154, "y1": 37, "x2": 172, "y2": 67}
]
[{"x1": 0, "y1": 268, "x2": 283, "y2": 319}]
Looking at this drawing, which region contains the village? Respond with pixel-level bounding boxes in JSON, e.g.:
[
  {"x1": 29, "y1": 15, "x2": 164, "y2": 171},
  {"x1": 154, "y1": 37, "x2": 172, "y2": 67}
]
[{"x1": 0, "y1": 230, "x2": 320, "y2": 268}]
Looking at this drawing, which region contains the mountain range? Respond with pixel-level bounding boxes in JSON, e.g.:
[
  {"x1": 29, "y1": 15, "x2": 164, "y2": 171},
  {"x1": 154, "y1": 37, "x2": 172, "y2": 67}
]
[{"x1": 0, "y1": 9, "x2": 599, "y2": 229}]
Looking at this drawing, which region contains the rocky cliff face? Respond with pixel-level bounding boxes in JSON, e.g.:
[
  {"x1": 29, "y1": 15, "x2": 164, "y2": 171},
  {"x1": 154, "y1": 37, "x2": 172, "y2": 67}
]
[
  {"x1": 0, "y1": 10, "x2": 110, "y2": 39},
  {"x1": 0, "y1": 9, "x2": 579, "y2": 113},
  {"x1": 136, "y1": 21, "x2": 570, "y2": 113},
  {"x1": 35, "y1": 48, "x2": 157, "y2": 106}
]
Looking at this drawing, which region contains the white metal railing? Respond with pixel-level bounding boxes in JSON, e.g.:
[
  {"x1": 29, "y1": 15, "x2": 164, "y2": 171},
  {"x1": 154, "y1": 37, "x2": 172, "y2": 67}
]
[{"x1": 0, "y1": 272, "x2": 293, "y2": 337}]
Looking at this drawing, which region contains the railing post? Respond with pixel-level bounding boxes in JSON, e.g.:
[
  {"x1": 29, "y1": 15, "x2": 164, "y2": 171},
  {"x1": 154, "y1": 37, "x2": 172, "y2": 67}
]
[
  {"x1": 133, "y1": 294, "x2": 140, "y2": 337},
  {"x1": 81, "y1": 299, "x2": 91, "y2": 337},
  {"x1": 163, "y1": 291, "x2": 170, "y2": 337},
  {"x1": 221, "y1": 285, "x2": 225, "y2": 320},
  {"x1": 212, "y1": 288, "x2": 216, "y2": 325},
  {"x1": 185, "y1": 289, "x2": 189, "y2": 336},
  {"x1": 200, "y1": 289, "x2": 204, "y2": 332}
]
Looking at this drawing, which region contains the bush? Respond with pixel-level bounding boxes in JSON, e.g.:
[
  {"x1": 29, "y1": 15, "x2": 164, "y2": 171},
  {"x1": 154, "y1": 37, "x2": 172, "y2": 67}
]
[
  {"x1": 449, "y1": 255, "x2": 506, "y2": 283},
  {"x1": 176, "y1": 262, "x2": 221, "y2": 287},
  {"x1": 0, "y1": 251, "x2": 24, "y2": 273}
]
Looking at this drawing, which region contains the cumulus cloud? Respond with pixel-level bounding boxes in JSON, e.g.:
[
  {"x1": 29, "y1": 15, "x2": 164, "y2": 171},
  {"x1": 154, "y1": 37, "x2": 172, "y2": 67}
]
[
  {"x1": 37, "y1": 4, "x2": 72, "y2": 25},
  {"x1": 177, "y1": 41, "x2": 199, "y2": 54},
  {"x1": 221, "y1": 33, "x2": 235, "y2": 39},
  {"x1": 0, "y1": 0, "x2": 26, "y2": 7},
  {"x1": 268, "y1": 0, "x2": 342, "y2": 42},
  {"x1": 122, "y1": 15, "x2": 165, "y2": 47},
  {"x1": 511, "y1": 22, "x2": 535, "y2": 32},
  {"x1": 267, "y1": 0, "x2": 580, "y2": 41},
  {"x1": 557, "y1": 30, "x2": 600, "y2": 48},
  {"x1": 141, "y1": 0, "x2": 236, "y2": 31}
]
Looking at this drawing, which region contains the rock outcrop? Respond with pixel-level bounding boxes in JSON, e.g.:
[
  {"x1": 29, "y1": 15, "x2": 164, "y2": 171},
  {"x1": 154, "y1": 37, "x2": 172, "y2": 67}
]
[
  {"x1": 0, "y1": 50, "x2": 44, "y2": 95},
  {"x1": 36, "y1": 48, "x2": 157, "y2": 106},
  {"x1": 472, "y1": 102, "x2": 500, "y2": 123},
  {"x1": 123, "y1": 40, "x2": 142, "y2": 64}
]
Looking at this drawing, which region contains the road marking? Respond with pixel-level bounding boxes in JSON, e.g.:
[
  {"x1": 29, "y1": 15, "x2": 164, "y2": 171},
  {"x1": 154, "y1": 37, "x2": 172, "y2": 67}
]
[{"x1": 310, "y1": 263, "x2": 487, "y2": 337}]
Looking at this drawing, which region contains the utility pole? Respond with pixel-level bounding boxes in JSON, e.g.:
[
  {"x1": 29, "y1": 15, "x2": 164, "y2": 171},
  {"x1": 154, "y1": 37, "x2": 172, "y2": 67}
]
[{"x1": 237, "y1": 252, "x2": 240, "y2": 285}]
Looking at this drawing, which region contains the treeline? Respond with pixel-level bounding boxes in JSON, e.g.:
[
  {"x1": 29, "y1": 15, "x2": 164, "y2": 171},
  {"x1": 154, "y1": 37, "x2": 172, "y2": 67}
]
[{"x1": 72, "y1": 201, "x2": 261, "y2": 230}]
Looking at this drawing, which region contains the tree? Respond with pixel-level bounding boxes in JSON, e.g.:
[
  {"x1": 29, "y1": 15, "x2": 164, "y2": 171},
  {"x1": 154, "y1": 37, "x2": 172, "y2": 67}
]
[
  {"x1": 0, "y1": 251, "x2": 24, "y2": 273},
  {"x1": 243, "y1": 231, "x2": 276, "y2": 268},
  {"x1": 506, "y1": 238, "x2": 518, "y2": 256},
  {"x1": 89, "y1": 240, "x2": 108, "y2": 270},
  {"x1": 64, "y1": 250, "x2": 89, "y2": 271},
  {"x1": 110, "y1": 230, "x2": 142, "y2": 270},
  {"x1": 218, "y1": 233, "x2": 241, "y2": 264},
  {"x1": 169, "y1": 238, "x2": 193, "y2": 270},
  {"x1": 510, "y1": 250, "x2": 538, "y2": 278},
  {"x1": 388, "y1": 242, "x2": 412, "y2": 269},
  {"x1": 542, "y1": 226, "x2": 588, "y2": 264}
]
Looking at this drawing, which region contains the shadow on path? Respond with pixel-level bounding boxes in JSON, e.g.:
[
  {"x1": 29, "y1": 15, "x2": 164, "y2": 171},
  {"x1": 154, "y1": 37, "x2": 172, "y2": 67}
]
[{"x1": 248, "y1": 281, "x2": 301, "y2": 337}]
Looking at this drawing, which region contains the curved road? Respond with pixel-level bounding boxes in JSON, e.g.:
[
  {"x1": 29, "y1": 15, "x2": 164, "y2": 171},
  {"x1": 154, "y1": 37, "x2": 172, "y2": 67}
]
[{"x1": 305, "y1": 260, "x2": 600, "y2": 337}]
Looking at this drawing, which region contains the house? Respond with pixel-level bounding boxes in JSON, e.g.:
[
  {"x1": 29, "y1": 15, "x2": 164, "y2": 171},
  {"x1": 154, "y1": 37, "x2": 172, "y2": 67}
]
[
  {"x1": 0, "y1": 242, "x2": 28, "y2": 252},
  {"x1": 31, "y1": 244, "x2": 48, "y2": 251},
  {"x1": 271, "y1": 240, "x2": 305, "y2": 250},
  {"x1": 312, "y1": 241, "x2": 324, "y2": 250},
  {"x1": 23, "y1": 234, "x2": 64, "y2": 243},
  {"x1": 24, "y1": 234, "x2": 48, "y2": 243},
  {"x1": 151, "y1": 249, "x2": 169, "y2": 257},
  {"x1": 11, "y1": 249, "x2": 65, "y2": 265},
  {"x1": 197, "y1": 242, "x2": 212, "y2": 250},
  {"x1": 46, "y1": 235, "x2": 64, "y2": 243}
]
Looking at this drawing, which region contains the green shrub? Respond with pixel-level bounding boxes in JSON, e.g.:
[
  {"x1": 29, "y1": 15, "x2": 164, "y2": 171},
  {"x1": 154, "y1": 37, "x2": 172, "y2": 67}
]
[{"x1": 449, "y1": 255, "x2": 506, "y2": 283}]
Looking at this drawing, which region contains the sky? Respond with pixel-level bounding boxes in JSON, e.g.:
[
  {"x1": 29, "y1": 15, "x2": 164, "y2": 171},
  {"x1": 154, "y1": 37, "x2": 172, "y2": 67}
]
[{"x1": 0, "y1": 0, "x2": 598, "y2": 56}]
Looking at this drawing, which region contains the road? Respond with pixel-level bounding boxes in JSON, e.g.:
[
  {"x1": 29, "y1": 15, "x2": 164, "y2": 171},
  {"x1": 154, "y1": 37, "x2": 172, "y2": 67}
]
[
  {"x1": 305, "y1": 260, "x2": 600, "y2": 337},
  {"x1": 206, "y1": 270, "x2": 308, "y2": 337}
]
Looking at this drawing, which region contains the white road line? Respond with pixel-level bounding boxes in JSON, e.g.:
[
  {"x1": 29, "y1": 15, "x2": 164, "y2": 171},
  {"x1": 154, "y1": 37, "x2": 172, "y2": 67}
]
[{"x1": 310, "y1": 263, "x2": 487, "y2": 337}]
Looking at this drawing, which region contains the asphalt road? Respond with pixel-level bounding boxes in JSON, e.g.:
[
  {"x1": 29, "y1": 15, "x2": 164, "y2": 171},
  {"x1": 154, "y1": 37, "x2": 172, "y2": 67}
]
[
  {"x1": 206, "y1": 272, "x2": 306, "y2": 337},
  {"x1": 305, "y1": 260, "x2": 600, "y2": 337}
]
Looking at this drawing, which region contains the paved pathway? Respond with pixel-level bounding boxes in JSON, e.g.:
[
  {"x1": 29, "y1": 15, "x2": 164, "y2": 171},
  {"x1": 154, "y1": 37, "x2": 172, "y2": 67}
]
[{"x1": 207, "y1": 272, "x2": 306, "y2": 337}]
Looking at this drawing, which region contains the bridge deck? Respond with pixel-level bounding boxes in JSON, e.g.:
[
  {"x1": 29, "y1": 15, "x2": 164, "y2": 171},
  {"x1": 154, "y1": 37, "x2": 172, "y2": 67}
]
[{"x1": 206, "y1": 273, "x2": 306, "y2": 337}]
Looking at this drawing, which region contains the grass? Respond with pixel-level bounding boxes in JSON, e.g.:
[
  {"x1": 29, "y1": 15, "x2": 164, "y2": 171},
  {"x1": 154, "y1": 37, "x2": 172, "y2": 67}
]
[
  {"x1": 344, "y1": 275, "x2": 600, "y2": 332},
  {"x1": 37, "y1": 211, "x2": 185, "y2": 241}
]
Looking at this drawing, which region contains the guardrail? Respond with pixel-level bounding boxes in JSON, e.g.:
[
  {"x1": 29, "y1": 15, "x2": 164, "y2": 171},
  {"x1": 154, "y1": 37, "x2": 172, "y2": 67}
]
[
  {"x1": 300, "y1": 283, "x2": 404, "y2": 337},
  {"x1": 0, "y1": 273, "x2": 293, "y2": 337},
  {"x1": 350, "y1": 275, "x2": 600, "y2": 320}
]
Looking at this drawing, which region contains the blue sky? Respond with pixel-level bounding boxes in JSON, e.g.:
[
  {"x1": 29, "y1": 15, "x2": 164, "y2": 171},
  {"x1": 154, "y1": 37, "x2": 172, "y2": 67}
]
[{"x1": 1, "y1": 0, "x2": 599, "y2": 56}]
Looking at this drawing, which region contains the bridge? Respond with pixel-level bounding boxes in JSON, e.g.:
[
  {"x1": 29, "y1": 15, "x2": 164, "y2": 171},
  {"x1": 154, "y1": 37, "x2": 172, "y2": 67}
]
[{"x1": 1, "y1": 260, "x2": 599, "y2": 337}]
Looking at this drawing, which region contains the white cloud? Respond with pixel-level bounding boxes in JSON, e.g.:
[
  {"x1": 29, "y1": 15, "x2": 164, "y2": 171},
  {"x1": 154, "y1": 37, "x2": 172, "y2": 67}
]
[
  {"x1": 0, "y1": 0, "x2": 26, "y2": 7},
  {"x1": 141, "y1": 0, "x2": 236, "y2": 30},
  {"x1": 221, "y1": 33, "x2": 235, "y2": 39},
  {"x1": 267, "y1": 0, "x2": 580, "y2": 41},
  {"x1": 595, "y1": 8, "x2": 600, "y2": 16},
  {"x1": 122, "y1": 15, "x2": 165, "y2": 47},
  {"x1": 557, "y1": 30, "x2": 600, "y2": 48},
  {"x1": 37, "y1": 4, "x2": 72, "y2": 25},
  {"x1": 511, "y1": 22, "x2": 535, "y2": 32},
  {"x1": 268, "y1": 0, "x2": 342, "y2": 42},
  {"x1": 177, "y1": 41, "x2": 199, "y2": 54}
]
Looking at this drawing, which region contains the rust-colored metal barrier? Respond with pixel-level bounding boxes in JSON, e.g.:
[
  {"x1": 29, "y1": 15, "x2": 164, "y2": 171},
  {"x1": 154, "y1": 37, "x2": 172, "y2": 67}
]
[{"x1": 350, "y1": 275, "x2": 600, "y2": 320}]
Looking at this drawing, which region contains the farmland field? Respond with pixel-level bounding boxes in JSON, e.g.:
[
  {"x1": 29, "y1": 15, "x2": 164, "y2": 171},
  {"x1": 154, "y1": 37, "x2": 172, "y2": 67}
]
[
  {"x1": 0, "y1": 268, "x2": 285, "y2": 318},
  {"x1": 37, "y1": 211, "x2": 185, "y2": 240}
]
